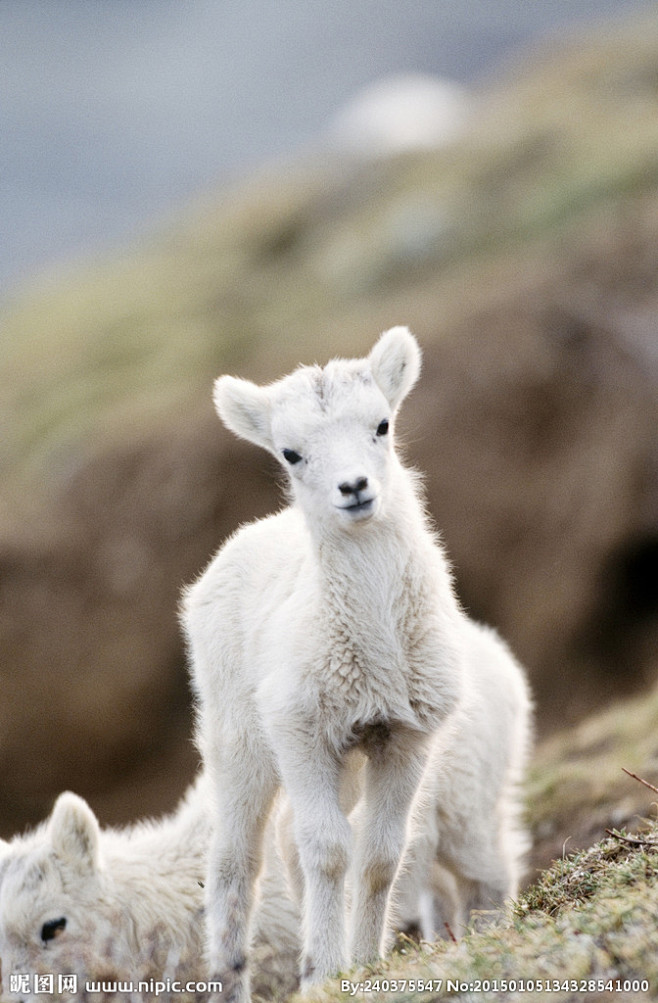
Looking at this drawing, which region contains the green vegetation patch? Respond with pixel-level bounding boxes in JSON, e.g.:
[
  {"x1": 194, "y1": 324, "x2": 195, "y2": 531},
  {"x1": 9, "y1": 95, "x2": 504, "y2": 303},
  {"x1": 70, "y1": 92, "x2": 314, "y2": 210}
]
[{"x1": 517, "y1": 826, "x2": 658, "y2": 919}]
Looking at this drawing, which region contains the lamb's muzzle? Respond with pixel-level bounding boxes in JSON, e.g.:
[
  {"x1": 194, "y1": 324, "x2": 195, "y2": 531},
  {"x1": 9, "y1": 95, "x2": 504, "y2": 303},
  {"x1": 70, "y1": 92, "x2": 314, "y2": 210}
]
[{"x1": 336, "y1": 474, "x2": 378, "y2": 519}]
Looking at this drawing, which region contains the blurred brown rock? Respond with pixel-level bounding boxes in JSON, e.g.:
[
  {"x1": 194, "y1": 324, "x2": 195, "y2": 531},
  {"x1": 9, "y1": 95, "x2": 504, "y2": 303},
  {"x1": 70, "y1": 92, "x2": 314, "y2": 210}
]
[
  {"x1": 0, "y1": 419, "x2": 279, "y2": 831},
  {"x1": 415, "y1": 294, "x2": 658, "y2": 727}
]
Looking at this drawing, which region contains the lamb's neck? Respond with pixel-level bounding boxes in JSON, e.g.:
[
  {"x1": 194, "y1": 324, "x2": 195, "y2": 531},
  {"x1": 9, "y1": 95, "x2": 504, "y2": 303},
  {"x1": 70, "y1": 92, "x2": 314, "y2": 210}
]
[{"x1": 313, "y1": 479, "x2": 437, "y2": 619}]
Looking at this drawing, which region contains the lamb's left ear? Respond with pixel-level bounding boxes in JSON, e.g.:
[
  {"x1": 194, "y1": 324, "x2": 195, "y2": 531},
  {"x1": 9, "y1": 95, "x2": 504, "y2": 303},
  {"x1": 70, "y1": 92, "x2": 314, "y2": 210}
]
[
  {"x1": 49, "y1": 792, "x2": 101, "y2": 873},
  {"x1": 369, "y1": 326, "x2": 421, "y2": 409}
]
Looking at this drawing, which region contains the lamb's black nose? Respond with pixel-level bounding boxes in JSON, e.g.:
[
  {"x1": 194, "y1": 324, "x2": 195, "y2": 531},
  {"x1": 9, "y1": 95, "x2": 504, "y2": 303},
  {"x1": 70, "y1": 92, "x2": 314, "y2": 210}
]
[{"x1": 339, "y1": 477, "x2": 369, "y2": 497}]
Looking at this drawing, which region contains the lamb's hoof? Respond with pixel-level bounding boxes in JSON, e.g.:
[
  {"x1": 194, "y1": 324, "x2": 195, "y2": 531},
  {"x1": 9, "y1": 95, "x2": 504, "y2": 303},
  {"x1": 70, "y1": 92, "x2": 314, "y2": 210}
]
[
  {"x1": 301, "y1": 956, "x2": 316, "y2": 984},
  {"x1": 209, "y1": 962, "x2": 248, "y2": 1003},
  {"x1": 300, "y1": 955, "x2": 326, "y2": 994},
  {"x1": 300, "y1": 954, "x2": 345, "y2": 994}
]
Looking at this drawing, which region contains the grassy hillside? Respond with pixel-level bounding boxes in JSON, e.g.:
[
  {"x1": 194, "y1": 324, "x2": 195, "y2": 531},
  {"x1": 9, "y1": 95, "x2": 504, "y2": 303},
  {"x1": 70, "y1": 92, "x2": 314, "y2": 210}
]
[{"x1": 2, "y1": 12, "x2": 658, "y2": 514}]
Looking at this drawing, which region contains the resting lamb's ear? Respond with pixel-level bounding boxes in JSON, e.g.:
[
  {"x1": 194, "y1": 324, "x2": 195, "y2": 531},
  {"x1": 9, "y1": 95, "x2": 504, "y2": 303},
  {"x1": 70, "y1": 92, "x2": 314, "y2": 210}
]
[
  {"x1": 49, "y1": 792, "x2": 100, "y2": 873},
  {"x1": 369, "y1": 326, "x2": 421, "y2": 410},
  {"x1": 213, "y1": 376, "x2": 274, "y2": 453}
]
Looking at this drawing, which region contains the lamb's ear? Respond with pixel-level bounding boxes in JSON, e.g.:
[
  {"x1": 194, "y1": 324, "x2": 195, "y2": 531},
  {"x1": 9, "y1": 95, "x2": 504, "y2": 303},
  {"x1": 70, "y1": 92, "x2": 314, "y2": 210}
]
[
  {"x1": 49, "y1": 792, "x2": 100, "y2": 873},
  {"x1": 369, "y1": 326, "x2": 421, "y2": 409},
  {"x1": 213, "y1": 375, "x2": 274, "y2": 453}
]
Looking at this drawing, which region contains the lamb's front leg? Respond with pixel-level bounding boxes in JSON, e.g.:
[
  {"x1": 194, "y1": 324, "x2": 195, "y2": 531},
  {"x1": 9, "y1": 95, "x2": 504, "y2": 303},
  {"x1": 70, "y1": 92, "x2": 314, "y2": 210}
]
[
  {"x1": 349, "y1": 729, "x2": 431, "y2": 964},
  {"x1": 206, "y1": 749, "x2": 278, "y2": 1003},
  {"x1": 277, "y1": 740, "x2": 352, "y2": 991}
]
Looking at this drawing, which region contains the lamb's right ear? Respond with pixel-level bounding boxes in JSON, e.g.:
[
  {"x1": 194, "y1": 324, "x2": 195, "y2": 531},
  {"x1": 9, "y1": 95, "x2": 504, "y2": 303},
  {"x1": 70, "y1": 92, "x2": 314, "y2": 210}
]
[
  {"x1": 49, "y1": 792, "x2": 100, "y2": 873},
  {"x1": 213, "y1": 375, "x2": 274, "y2": 453}
]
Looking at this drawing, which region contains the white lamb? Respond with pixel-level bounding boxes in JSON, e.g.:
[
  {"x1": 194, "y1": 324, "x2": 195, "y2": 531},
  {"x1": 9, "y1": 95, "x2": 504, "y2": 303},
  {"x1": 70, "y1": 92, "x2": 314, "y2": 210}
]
[
  {"x1": 389, "y1": 618, "x2": 531, "y2": 942},
  {"x1": 182, "y1": 326, "x2": 531, "y2": 1001},
  {"x1": 0, "y1": 776, "x2": 300, "y2": 1001}
]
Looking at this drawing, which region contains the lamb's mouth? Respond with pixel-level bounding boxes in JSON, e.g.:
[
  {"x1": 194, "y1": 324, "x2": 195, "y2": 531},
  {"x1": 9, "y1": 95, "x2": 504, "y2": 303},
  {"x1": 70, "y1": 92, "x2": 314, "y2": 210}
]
[{"x1": 336, "y1": 497, "x2": 377, "y2": 519}]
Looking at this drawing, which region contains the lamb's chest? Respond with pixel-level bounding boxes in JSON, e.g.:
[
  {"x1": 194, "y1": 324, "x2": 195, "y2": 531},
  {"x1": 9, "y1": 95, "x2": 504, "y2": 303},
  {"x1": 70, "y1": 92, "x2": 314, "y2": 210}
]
[{"x1": 318, "y1": 634, "x2": 426, "y2": 733}]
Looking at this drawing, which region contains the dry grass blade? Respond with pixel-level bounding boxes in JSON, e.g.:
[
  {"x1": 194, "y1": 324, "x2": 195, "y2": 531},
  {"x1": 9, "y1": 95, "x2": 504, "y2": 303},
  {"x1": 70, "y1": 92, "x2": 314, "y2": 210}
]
[
  {"x1": 605, "y1": 827, "x2": 657, "y2": 847},
  {"x1": 622, "y1": 767, "x2": 658, "y2": 796}
]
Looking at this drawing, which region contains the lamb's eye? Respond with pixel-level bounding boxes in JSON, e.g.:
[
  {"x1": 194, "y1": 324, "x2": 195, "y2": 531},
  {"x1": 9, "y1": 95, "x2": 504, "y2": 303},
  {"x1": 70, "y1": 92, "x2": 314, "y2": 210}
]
[
  {"x1": 376, "y1": 419, "x2": 389, "y2": 437},
  {"x1": 282, "y1": 449, "x2": 302, "y2": 465},
  {"x1": 41, "y1": 917, "x2": 66, "y2": 943}
]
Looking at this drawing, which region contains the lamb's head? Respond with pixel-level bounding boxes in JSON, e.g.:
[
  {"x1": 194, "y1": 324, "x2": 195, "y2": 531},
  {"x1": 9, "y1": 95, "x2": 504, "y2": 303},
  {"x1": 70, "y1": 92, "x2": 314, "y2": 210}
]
[
  {"x1": 214, "y1": 326, "x2": 421, "y2": 528},
  {"x1": 0, "y1": 793, "x2": 115, "y2": 999}
]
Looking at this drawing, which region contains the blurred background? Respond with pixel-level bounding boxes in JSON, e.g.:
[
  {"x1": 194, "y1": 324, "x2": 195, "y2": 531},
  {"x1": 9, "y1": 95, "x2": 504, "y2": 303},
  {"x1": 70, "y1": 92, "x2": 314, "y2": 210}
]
[{"x1": 1, "y1": 2, "x2": 657, "y2": 870}]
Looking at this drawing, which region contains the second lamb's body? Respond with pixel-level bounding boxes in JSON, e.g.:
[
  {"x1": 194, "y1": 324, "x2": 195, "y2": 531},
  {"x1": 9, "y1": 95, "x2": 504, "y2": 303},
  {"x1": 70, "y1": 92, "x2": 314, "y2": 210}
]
[{"x1": 183, "y1": 327, "x2": 527, "y2": 1001}]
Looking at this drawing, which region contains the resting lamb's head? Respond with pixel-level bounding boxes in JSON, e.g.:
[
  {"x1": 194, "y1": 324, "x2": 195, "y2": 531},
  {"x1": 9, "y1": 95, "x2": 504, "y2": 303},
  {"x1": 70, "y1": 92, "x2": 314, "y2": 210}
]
[
  {"x1": 214, "y1": 326, "x2": 421, "y2": 527},
  {"x1": 0, "y1": 793, "x2": 115, "y2": 999}
]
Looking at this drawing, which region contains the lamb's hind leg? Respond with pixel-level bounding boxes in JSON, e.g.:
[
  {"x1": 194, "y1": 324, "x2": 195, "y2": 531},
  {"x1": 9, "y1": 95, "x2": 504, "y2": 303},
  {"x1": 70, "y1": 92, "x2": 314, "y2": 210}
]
[
  {"x1": 349, "y1": 729, "x2": 430, "y2": 964},
  {"x1": 438, "y1": 816, "x2": 520, "y2": 935},
  {"x1": 205, "y1": 740, "x2": 278, "y2": 1003}
]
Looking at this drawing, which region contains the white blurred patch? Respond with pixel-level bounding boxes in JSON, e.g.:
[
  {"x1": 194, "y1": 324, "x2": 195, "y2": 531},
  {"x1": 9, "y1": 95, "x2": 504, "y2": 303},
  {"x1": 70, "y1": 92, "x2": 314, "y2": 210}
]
[{"x1": 328, "y1": 73, "x2": 471, "y2": 156}]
